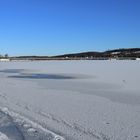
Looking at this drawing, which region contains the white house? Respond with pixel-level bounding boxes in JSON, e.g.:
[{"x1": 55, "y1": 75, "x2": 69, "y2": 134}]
[
  {"x1": 0, "y1": 58, "x2": 10, "y2": 61},
  {"x1": 136, "y1": 58, "x2": 140, "y2": 60}
]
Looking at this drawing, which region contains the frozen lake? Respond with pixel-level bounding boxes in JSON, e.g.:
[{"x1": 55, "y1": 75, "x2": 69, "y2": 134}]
[{"x1": 0, "y1": 60, "x2": 140, "y2": 140}]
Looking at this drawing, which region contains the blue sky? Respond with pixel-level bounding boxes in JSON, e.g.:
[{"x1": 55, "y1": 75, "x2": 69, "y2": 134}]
[{"x1": 0, "y1": 0, "x2": 140, "y2": 56}]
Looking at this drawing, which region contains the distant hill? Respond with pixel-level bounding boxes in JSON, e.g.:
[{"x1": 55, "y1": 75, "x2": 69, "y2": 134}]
[
  {"x1": 54, "y1": 48, "x2": 140, "y2": 58},
  {"x1": 54, "y1": 51, "x2": 102, "y2": 58}
]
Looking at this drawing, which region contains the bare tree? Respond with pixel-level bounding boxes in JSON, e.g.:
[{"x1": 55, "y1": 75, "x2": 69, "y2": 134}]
[{"x1": 5, "y1": 54, "x2": 9, "y2": 58}]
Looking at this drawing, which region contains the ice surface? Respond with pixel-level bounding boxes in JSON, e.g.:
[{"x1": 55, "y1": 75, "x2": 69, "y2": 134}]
[{"x1": 0, "y1": 60, "x2": 140, "y2": 140}]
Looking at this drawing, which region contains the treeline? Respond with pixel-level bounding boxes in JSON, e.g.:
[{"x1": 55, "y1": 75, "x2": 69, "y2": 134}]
[{"x1": 0, "y1": 54, "x2": 9, "y2": 59}]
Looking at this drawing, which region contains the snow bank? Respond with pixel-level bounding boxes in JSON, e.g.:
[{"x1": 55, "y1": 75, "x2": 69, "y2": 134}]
[
  {"x1": 0, "y1": 107, "x2": 64, "y2": 140},
  {"x1": 0, "y1": 132, "x2": 10, "y2": 140}
]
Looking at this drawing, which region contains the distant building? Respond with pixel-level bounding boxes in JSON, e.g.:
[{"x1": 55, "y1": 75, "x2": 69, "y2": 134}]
[
  {"x1": 136, "y1": 58, "x2": 140, "y2": 60},
  {"x1": 0, "y1": 58, "x2": 10, "y2": 61}
]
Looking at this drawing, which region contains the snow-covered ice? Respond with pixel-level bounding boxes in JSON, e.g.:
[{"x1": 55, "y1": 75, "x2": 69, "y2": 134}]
[{"x1": 0, "y1": 60, "x2": 140, "y2": 140}]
